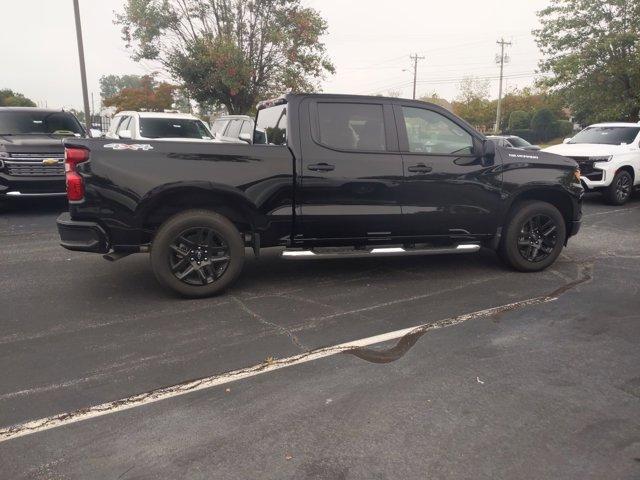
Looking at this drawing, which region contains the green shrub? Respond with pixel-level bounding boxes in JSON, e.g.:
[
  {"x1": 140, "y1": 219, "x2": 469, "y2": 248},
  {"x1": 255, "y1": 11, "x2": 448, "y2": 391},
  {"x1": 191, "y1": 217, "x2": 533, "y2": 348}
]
[
  {"x1": 556, "y1": 119, "x2": 574, "y2": 138},
  {"x1": 508, "y1": 110, "x2": 530, "y2": 130},
  {"x1": 531, "y1": 108, "x2": 557, "y2": 142}
]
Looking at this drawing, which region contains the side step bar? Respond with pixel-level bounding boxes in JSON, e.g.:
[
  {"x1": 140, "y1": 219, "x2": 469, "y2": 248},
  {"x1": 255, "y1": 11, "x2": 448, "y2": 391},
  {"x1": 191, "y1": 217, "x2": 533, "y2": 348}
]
[{"x1": 282, "y1": 244, "x2": 480, "y2": 260}]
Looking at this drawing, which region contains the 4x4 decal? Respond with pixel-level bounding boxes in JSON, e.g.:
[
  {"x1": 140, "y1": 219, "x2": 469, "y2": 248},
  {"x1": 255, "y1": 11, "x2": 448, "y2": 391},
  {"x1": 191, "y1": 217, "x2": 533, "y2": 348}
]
[{"x1": 103, "y1": 143, "x2": 154, "y2": 151}]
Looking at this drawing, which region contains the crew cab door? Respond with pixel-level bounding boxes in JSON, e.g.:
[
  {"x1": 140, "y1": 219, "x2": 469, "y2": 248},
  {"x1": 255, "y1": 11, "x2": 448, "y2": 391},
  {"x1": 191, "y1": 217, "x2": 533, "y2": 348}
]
[
  {"x1": 394, "y1": 103, "x2": 502, "y2": 237},
  {"x1": 297, "y1": 98, "x2": 403, "y2": 240}
]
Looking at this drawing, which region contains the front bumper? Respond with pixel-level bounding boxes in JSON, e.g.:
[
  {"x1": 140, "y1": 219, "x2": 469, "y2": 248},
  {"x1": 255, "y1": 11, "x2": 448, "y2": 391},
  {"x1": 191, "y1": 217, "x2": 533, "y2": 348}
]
[
  {"x1": 57, "y1": 212, "x2": 110, "y2": 253},
  {"x1": 0, "y1": 173, "x2": 66, "y2": 198}
]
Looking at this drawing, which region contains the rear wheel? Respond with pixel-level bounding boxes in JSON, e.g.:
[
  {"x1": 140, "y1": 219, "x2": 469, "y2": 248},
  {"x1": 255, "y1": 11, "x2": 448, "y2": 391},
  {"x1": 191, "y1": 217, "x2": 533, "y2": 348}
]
[
  {"x1": 603, "y1": 170, "x2": 633, "y2": 205},
  {"x1": 150, "y1": 210, "x2": 245, "y2": 297},
  {"x1": 499, "y1": 201, "x2": 566, "y2": 272}
]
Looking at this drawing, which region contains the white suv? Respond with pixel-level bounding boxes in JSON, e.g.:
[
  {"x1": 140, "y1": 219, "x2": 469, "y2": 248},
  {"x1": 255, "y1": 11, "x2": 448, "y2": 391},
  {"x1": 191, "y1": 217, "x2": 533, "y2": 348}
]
[
  {"x1": 544, "y1": 122, "x2": 640, "y2": 205},
  {"x1": 106, "y1": 111, "x2": 214, "y2": 142}
]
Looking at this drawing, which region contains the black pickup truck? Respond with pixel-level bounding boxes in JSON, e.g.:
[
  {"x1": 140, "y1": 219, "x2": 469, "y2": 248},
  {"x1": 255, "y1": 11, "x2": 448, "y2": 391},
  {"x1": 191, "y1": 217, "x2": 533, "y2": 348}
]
[
  {"x1": 57, "y1": 94, "x2": 583, "y2": 297},
  {"x1": 0, "y1": 107, "x2": 85, "y2": 203}
]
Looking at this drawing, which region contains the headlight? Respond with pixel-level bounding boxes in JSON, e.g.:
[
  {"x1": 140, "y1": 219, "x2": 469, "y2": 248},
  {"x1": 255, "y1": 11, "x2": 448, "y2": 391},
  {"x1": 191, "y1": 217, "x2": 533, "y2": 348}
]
[{"x1": 589, "y1": 156, "x2": 612, "y2": 162}]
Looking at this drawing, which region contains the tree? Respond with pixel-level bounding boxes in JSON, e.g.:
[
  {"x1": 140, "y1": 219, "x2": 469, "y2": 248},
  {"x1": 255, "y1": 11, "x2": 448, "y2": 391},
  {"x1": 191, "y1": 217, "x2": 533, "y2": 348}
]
[
  {"x1": 530, "y1": 108, "x2": 558, "y2": 142},
  {"x1": 452, "y1": 76, "x2": 493, "y2": 130},
  {"x1": 0, "y1": 89, "x2": 36, "y2": 107},
  {"x1": 103, "y1": 75, "x2": 175, "y2": 112},
  {"x1": 116, "y1": 0, "x2": 334, "y2": 115},
  {"x1": 99, "y1": 74, "x2": 145, "y2": 101},
  {"x1": 534, "y1": 0, "x2": 640, "y2": 124},
  {"x1": 508, "y1": 110, "x2": 530, "y2": 130}
]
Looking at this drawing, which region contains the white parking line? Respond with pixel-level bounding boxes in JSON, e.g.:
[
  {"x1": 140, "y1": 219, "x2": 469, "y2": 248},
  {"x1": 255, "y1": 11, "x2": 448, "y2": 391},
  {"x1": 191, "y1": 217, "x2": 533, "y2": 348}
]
[{"x1": 0, "y1": 294, "x2": 559, "y2": 443}]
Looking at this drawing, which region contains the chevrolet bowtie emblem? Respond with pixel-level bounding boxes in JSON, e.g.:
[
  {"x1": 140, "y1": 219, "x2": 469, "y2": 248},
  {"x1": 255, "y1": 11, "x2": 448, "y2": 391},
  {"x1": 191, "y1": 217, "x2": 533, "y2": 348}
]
[{"x1": 42, "y1": 158, "x2": 60, "y2": 166}]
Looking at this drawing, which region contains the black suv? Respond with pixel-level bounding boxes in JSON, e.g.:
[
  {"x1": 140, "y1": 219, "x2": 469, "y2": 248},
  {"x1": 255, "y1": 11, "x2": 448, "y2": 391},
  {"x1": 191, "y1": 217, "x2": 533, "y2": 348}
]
[
  {"x1": 0, "y1": 107, "x2": 84, "y2": 203},
  {"x1": 57, "y1": 94, "x2": 583, "y2": 297}
]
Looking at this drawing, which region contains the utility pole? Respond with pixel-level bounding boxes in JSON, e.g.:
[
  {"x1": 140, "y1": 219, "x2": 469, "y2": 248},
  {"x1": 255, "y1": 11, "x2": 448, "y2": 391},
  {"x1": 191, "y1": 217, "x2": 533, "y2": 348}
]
[
  {"x1": 72, "y1": 0, "x2": 91, "y2": 134},
  {"x1": 494, "y1": 38, "x2": 511, "y2": 134},
  {"x1": 409, "y1": 54, "x2": 425, "y2": 100}
]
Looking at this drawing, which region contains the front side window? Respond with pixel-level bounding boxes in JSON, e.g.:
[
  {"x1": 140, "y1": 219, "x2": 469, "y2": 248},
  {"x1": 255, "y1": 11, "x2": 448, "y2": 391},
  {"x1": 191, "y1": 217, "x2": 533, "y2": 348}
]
[
  {"x1": 224, "y1": 119, "x2": 243, "y2": 139},
  {"x1": 211, "y1": 119, "x2": 228, "y2": 137},
  {"x1": 570, "y1": 126, "x2": 640, "y2": 145},
  {"x1": 0, "y1": 111, "x2": 83, "y2": 136},
  {"x1": 316, "y1": 103, "x2": 386, "y2": 151},
  {"x1": 117, "y1": 116, "x2": 131, "y2": 135},
  {"x1": 139, "y1": 118, "x2": 212, "y2": 139},
  {"x1": 402, "y1": 107, "x2": 473, "y2": 155},
  {"x1": 240, "y1": 121, "x2": 253, "y2": 135},
  {"x1": 256, "y1": 103, "x2": 287, "y2": 145}
]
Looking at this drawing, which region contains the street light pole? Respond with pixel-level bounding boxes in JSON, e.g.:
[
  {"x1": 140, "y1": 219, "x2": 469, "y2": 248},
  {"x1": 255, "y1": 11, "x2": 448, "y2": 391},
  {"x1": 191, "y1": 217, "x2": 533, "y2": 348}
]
[{"x1": 72, "y1": 0, "x2": 92, "y2": 135}]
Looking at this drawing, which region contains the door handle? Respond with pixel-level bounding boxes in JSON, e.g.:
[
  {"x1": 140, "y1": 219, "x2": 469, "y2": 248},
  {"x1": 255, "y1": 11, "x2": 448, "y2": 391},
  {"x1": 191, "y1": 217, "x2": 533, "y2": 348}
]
[
  {"x1": 307, "y1": 163, "x2": 335, "y2": 172},
  {"x1": 407, "y1": 164, "x2": 432, "y2": 173}
]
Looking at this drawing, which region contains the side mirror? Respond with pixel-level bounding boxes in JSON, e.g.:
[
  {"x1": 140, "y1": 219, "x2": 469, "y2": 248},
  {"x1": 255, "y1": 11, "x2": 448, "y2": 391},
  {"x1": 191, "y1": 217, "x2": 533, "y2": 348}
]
[
  {"x1": 483, "y1": 139, "x2": 496, "y2": 159},
  {"x1": 563, "y1": 137, "x2": 572, "y2": 144},
  {"x1": 238, "y1": 132, "x2": 252, "y2": 144},
  {"x1": 119, "y1": 130, "x2": 132, "y2": 140}
]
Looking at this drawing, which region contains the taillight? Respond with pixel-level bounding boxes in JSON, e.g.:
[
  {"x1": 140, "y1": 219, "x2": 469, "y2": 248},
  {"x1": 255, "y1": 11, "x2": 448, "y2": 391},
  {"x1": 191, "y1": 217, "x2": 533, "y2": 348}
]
[{"x1": 65, "y1": 147, "x2": 89, "y2": 202}]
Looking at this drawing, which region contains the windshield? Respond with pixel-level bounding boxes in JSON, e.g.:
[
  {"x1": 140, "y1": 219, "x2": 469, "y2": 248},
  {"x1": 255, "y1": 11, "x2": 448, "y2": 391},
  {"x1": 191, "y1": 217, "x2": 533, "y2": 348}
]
[
  {"x1": 507, "y1": 136, "x2": 532, "y2": 147},
  {"x1": 139, "y1": 118, "x2": 212, "y2": 139},
  {"x1": 570, "y1": 126, "x2": 640, "y2": 145},
  {"x1": 0, "y1": 111, "x2": 83, "y2": 136}
]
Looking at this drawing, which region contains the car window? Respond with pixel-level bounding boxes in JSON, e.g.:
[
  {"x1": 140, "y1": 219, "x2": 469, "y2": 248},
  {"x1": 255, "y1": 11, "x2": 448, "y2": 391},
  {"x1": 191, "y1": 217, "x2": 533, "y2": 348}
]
[
  {"x1": 224, "y1": 119, "x2": 243, "y2": 139},
  {"x1": 211, "y1": 119, "x2": 228, "y2": 137},
  {"x1": 570, "y1": 126, "x2": 640, "y2": 145},
  {"x1": 507, "y1": 136, "x2": 532, "y2": 148},
  {"x1": 316, "y1": 102, "x2": 386, "y2": 151},
  {"x1": 0, "y1": 111, "x2": 83, "y2": 136},
  {"x1": 256, "y1": 103, "x2": 287, "y2": 145},
  {"x1": 139, "y1": 118, "x2": 212, "y2": 139},
  {"x1": 402, "y1": 107, "x2": 473, "y2": 155},
  {"x1": 116, "y1": 116, "x2": 131, "y2": 135},
  {"x1": 240, "y1": 121, "x2": 253, "y2": 136}
]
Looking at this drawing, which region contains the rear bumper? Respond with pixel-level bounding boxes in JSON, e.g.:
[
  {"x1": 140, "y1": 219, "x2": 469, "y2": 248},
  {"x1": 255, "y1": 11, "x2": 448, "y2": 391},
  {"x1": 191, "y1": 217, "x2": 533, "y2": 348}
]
[{"x1": 57, "y1": 212, "x2": 109, "y2": 253}]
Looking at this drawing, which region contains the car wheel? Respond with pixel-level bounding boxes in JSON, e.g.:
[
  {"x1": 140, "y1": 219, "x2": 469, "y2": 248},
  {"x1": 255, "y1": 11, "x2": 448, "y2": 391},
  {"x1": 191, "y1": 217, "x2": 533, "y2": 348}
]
[
  {"x1": 499, "y1": 201, "x2": 566, "y2": 272},
  {"x1": 603, "y1": 170, "x2": 633, "y2": 205},
  {"x1": 150, "y1": 209, "x2": 245, "y2": 298}
]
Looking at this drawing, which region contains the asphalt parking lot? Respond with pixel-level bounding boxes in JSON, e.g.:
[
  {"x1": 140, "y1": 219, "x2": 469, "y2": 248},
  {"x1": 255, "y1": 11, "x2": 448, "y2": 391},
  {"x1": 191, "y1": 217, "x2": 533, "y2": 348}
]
[{"x1": 1, "y1": 195, "x2": 639, "y2": 479}]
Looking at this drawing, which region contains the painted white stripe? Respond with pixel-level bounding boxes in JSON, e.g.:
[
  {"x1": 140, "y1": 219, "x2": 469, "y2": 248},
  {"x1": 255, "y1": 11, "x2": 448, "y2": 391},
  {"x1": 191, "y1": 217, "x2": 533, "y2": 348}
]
[{"x1": 0, "y1": 294, "x2": 557, "y2": 443}]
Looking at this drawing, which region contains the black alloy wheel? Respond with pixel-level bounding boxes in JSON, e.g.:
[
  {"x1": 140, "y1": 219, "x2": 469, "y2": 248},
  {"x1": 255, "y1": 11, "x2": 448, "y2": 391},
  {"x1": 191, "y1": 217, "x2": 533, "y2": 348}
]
[
  {"x1": 517, "y1": 214, "x2": 559, "y2": 263},
  {"x1": 615, "y1": 173, "x2": 632, "y2": 204},
  {"x1": 169, "y1": 227, "x2": 231, "y2": 286},
  {"x1": 604, "y1": 170, "x2": 633, "y2": 205}
]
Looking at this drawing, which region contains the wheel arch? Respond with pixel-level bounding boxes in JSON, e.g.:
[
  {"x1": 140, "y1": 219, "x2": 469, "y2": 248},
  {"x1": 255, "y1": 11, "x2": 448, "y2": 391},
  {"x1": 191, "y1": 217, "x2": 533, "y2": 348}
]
[
  {"x1": 505, "y1": 187, "x2": 575, "y2": 242},
  {"x1": 136, "y1": 183, "x2": 260, "y2": 243}
]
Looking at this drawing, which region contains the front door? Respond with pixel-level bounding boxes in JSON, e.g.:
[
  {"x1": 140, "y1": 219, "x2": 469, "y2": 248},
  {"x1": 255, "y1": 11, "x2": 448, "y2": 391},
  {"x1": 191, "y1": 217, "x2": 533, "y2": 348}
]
[
  {"x1": 297, "y1": 98, "x2": 404, "y2": 241},
  {"x1": 395, "y1": 104, "x2": 502, "y2": 237}
]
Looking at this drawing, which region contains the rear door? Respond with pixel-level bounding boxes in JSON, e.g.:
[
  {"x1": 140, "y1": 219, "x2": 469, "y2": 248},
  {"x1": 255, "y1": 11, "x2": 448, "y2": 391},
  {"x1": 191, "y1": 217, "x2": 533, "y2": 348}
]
[
  {"x1": 395, "y1": 103, "x2": 502, "y2": 237},
  {"x1": 297, "y1": 97, "x2": 404, "y2": 240}
]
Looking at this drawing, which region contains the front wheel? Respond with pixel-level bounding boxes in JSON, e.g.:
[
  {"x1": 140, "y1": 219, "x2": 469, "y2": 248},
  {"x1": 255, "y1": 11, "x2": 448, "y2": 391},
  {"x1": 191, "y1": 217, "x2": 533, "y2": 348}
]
[
  {"x1": 150, "y1": 209, "x2": 245, "y2": 297},
  {"x1": 499, "y1": 201, "x2": 566, "y2": 272},
  {"x1": 603, "y1": 170, "x2": 633, "y2": 205}
]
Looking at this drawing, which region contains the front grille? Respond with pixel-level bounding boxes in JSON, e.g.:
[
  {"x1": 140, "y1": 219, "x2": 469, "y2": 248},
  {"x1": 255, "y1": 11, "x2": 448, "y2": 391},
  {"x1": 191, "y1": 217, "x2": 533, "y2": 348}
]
[
  {"x1": 569, "y1": 156, "x2": 597, "y2": 176},
  {"x1": 4, "y1": 153, "x2": 65, "y2": 177}
]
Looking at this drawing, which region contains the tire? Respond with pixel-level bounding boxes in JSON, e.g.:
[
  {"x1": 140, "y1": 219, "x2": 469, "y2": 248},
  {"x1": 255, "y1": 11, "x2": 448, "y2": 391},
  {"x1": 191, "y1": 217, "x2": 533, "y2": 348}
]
[
  {"x1": 603, "y1": 170, "x2": 633, "y2": 205},
  {"x1": 150, "y1": 209, "x2": 245, "y2": 298},
  {"x1": 499, "y1": 201, "x2": 566, "y2": 272}
]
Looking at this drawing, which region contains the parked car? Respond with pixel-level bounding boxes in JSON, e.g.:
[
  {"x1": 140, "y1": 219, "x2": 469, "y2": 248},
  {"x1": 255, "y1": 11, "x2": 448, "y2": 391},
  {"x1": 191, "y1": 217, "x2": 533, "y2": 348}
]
[
  {"x1": 211, "y1": 114, "x2": 267, "y2": 144},
  {"x1": 57, "y1": 94, "x2": 583, "y2": 297},
  {"x1": 105, "y1": 111, "x2": 214, "y2": 142},
  {"x1": 486, "y1": 135, "x2": 541, "y2": 151},
  {"x1": 543, "y1": 122, "x2": 640, "y2": 205},
  {"x1": 0, "y1": 107, "x2": 84, "y2": 203}
]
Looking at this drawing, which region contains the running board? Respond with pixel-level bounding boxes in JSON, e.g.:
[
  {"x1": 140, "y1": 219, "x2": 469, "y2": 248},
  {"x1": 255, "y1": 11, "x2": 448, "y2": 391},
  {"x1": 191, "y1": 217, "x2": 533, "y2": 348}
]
[{"x1": 281, "y1": 244, "x2": 481, "y2": 260}]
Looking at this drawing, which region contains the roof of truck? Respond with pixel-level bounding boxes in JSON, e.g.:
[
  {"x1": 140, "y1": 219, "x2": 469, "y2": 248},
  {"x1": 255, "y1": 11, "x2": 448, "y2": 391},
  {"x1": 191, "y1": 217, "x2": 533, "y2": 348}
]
[{"x1": 115, "y1": 111, "x2": 202, "y2": 120}]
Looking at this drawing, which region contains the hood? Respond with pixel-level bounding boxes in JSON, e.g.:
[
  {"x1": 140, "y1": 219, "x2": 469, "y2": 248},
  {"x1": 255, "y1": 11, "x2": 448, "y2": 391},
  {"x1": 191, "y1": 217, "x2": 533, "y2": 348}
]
[
  {"x1": 542, "y1": 142, "x2": 627, "y2": 157},
  {"x1": 0, "y1": 134, "x2": 67, "y2": 154}
]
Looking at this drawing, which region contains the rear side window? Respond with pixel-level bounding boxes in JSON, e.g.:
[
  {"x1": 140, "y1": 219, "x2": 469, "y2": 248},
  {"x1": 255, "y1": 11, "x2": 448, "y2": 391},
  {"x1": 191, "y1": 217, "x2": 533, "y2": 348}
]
[
  {"x1": 117, "y1": 116, "x2": 131, "y2": 134},
  {"x1": 225, "y1": 119, "x2": 243, "y2": 139},
  {"x1": 402, "y1": 107, "x2": 473, "y2": 155},
  {"x1": 256, "y1": 104, "x2": 287, "y2": 145},
  {"x1": 240, "y1": 121, "x2": 253, "y2": 135},
  {"x1": 316, "y1": 103, "x2": 386, "y2": 151}
]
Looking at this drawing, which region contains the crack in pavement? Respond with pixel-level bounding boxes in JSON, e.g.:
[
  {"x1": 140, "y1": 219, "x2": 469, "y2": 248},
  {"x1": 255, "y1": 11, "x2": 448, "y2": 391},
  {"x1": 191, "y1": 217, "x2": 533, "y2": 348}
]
[
  {"x1": 0, "y1": 265, "x2": 593, "y2": 443},
  {"x1": 231, "y1": 295, "x2": 308, "y2": 351}
]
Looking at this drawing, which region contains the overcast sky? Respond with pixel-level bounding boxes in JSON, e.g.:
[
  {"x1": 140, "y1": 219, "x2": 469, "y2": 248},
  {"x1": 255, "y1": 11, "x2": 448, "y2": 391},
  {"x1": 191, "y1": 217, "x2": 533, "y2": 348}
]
[{"x1": 0, "y1": 0, "x2": 549, "y2": 110}]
